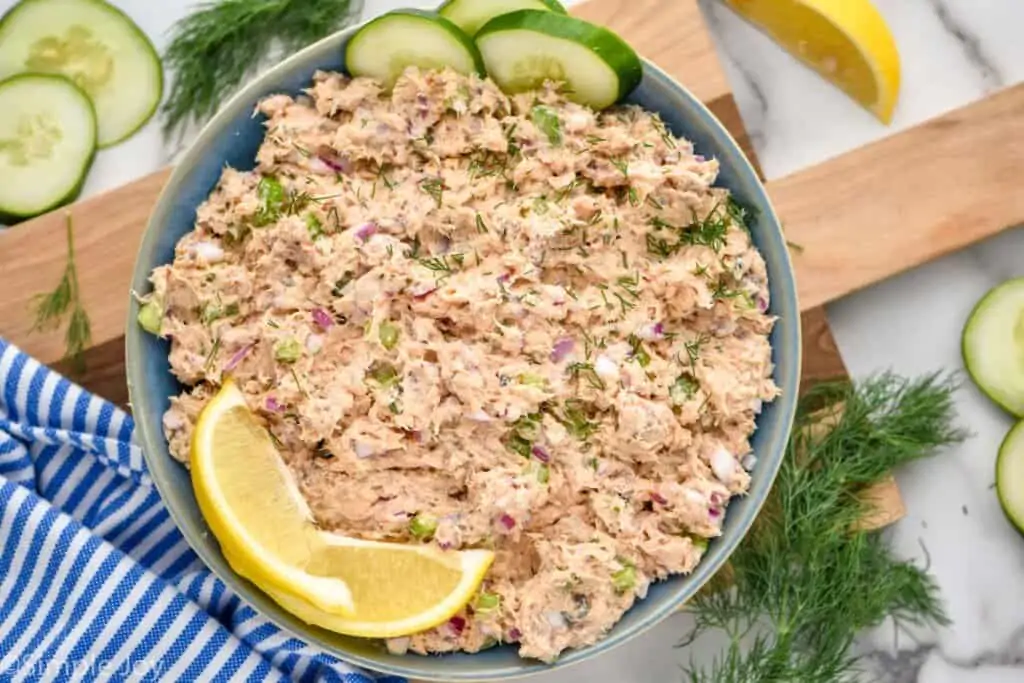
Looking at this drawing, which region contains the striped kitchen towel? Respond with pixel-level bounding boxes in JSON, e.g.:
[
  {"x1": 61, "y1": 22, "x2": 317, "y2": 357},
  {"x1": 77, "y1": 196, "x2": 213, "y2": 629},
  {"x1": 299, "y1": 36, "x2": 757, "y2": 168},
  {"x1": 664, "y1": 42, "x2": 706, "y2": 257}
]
[{"x1": 0, "y1": 338, "x2": 405, "y2": 683}]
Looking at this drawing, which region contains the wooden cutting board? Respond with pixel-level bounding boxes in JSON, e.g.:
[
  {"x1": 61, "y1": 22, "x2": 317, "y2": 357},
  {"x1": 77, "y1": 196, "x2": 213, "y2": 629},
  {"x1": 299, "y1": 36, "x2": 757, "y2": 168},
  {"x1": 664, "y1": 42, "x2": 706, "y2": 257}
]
[{"x1": 9, "y1": 0, "x2": 1017, "y2": 526}]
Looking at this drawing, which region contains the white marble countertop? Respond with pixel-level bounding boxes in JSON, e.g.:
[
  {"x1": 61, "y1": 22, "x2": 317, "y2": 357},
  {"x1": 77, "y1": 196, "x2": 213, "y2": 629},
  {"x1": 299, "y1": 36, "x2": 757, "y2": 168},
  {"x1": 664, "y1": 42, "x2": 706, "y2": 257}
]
[{"x1": 5, "y1": 0, "x2": 1024, "y2": 680}]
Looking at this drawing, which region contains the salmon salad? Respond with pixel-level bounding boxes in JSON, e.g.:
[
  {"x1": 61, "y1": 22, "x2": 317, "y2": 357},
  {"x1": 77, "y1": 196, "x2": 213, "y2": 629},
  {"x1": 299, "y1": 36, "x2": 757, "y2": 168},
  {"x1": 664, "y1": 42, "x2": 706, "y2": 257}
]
[{"x1": 139, "y1": 67, "x2": 779, "y2": 663}]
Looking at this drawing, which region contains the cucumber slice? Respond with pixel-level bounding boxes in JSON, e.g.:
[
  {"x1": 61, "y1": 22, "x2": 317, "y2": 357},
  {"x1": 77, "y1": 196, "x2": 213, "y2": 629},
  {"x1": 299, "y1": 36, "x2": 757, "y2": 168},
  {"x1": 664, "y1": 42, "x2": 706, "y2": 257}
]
[
  {"x1": 0, "y1": 73, "x2": 96, "y2": 222},
  {"x1": 439, "y1": 0, "x2": 566, "y2": 37},
  {"x1": 997, "y1": 420, "x2": 1024, "y2": 534},
  {"x1": 475, "y1": 10, "x2": 642, "y2": 110},
  {"x1": 346, "y1": 10, "x2": 485, "y2": 89},
  {"x1": 962, "y1": 278, "x2": 1024, "y2": 416},
  {"x1": 0, "y1": 0, "x2": 163, "y2": 148}
]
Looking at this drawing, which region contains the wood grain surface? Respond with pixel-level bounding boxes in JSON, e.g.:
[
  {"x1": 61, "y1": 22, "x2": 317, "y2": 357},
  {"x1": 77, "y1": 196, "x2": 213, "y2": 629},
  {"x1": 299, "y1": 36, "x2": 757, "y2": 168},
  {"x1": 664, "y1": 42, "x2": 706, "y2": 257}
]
[
  {"x1": 783, "y1": 83, "x2": 1024, "y2": 309},
  {"x1": 0, "y1": 0, "x2": 901, "y2": 523}
]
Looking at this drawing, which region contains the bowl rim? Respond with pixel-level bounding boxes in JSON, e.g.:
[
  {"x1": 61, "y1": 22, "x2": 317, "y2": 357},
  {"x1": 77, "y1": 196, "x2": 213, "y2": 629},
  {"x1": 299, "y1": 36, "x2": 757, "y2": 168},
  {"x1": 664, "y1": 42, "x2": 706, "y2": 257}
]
[{"x1": 126, "y1": 19, "x2": 801, "y2": 682}]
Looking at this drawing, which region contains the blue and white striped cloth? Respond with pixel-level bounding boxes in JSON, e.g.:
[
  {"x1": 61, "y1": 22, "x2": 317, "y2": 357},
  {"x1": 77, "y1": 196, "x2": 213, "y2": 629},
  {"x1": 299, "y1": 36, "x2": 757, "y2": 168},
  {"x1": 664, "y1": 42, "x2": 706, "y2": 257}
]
[{"x1": 0, "y1": 339, "x2": 406, "y2": 682}]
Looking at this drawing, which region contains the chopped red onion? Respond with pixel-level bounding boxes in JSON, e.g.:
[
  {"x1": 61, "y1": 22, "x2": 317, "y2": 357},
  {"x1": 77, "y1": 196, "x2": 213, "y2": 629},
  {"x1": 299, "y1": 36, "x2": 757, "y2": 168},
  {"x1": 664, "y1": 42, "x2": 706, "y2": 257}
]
[
  {"x1": 312, "y1": 308, "x2": 333, "y2": 330},
  {"x1": 709, "y1": 492, "x2": 725, "y2": 506},
  {"x1": 497, "y1": 273, "x2": 510, "y2": 284},
  {"x1": 305, "y1": 334, "x2": 324, "y2": 354},
  {"x1": 755, "y1": 295, "x2": 769, "y2": 313},
  {"x1": 438, "y1": 236, "x2": 452, "y2": 254},
  {"x1": 410, "y1": 281, "x2": 438, "y2": 299},
  {"x1": 190, "y1": 241, "x2": 225, "y2": 263},
  {"x1": 694, "y1": 154, "x2": 706, "y2": 162},
  {"x1": 636, "y1": 322, "x2": 664, "y2": 341},
  {"x1": 550, "y1": 337, "x2": 575, "y2": 363},
  {"x1": 498, "y1": 513, "x2": 516, "y2": 531},
  {"x1": 353, "y1": 222, "x2": 377, "y2": 241},
  {"x1": 223, "y1": 344, "x2": 252, "y2": 372},
  {"x1": 710, "y1": 448, "x2": 735, "y2": 484},
  {"x1": 315, "y1": 146, "x2": 351, "y2": 174},
  {"x1": 531, "y1": 445, "x2": 550, "y2": 463},
  {"x1": 307, "y1": 157, "x2": 332, "y2": 175},
  {"x1": 438, "y1": 540, "x2": 453, "y2": 550},
  {"x1": 545, "y1": 611, "x2": 568, "y2": 630},
  {"x1": 354, "y1": 441, "x2": 375, "y2": 459},
  {"x1": 467, "y1": 409, "x2": 492, "y2": 423},
  {"x1": 709, "y1": 507, "x2": 722, "y2": 519},
  {"x1": 265, "y1": 396, "x2": 284, "y2": 413},
  {"x1": 448, "y1": 616, "x2": 466, "y2": 636},
  {"x1": 508, "y1": 627, "x2": 522, "y2": 641},
  {"x1": 594, "y1": 354, "x2": 618, "y2": 378},
  {"x1": 650, "y1": 491, "x2": 668, "y2": 505}
]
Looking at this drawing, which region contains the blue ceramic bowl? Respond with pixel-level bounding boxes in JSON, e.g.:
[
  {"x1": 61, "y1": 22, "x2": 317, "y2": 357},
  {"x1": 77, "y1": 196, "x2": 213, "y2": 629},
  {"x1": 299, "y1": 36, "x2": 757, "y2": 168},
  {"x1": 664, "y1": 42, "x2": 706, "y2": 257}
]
[{"x1": 126, "y1": 21, "x2": 800, "y2": 682}]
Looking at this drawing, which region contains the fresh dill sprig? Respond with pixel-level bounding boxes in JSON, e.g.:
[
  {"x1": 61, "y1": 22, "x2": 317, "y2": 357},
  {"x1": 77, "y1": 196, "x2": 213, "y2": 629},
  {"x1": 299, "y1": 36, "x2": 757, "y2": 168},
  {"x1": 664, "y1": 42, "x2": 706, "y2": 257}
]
[
  {"x1": 710, "y1": 279, "x2": 749, "y2": 303},
  {"x1": 567, "y1": 361, "x2": 606, "y2": 391},
  {"x1": 376, "y1": 162, "x2": 396, "y2": 190},
  {"x1": 553, "y1": 179, "x2": 579, "y2": 203},
  {"x1": 646, "y1": 204, "x2": 732, "y2": 259},
  {"x1": 626, "y1": 334, "x2": 651, "y2": 367},
  {"x1": 652, "y1": 115, "x2": 677, "y2": 149},
  {"x1": 468, "y1": 150, "x2": 506, "y2": 180},
  {"x1": 627, "y1": 187, "x2": 641, "y2": 207},
  {"x1": 616, "y1": 272, "x2": 641, "y2": 300},
  {"x1": 681, "y1": 373, "x2": 964, "y2": 683},
  {"x1": 581, "y1": 330, "x2": 605, "y2": 360},
  {"x1": 31, "y1": 212, "x2": 92, "y2": 371},
  {"x1": 161, "y1": 0, "x2": 361, "y2": 141},
  {"x1": 613, "y1": 272, "x2": 640, "y2": 314},
  {"x1": 416, "y1": 254, "x2": 458, "y2": 280},
  {"x1": 420, "y1": 177, "x2": 445, "y2": 208},
  {"x1": 685, "y1": 206, "x2": 729, "y2": 251},
  {"x1": 682, "y1": 334, "x2": 707, "y2": 372}
]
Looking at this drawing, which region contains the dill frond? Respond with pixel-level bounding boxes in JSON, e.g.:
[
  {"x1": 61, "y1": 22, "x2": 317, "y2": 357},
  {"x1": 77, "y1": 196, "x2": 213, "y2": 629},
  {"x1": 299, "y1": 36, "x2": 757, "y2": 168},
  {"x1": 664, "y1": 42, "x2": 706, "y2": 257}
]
[
  {"x1": 31, "y1": 213, "x2": 92, "y2": 371},
  {"x1": 162, "y1": 0, "x2": 362, "y2": 141},
  {"x1": 681, "y1": 373, "x2": 964, "y2": 682}
]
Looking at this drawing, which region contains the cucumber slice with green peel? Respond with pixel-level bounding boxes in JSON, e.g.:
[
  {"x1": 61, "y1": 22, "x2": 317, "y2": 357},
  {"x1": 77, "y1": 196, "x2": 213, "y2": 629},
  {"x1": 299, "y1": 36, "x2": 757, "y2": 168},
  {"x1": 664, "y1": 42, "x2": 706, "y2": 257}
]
[
  {"x1": 997, "y1": 420, "x2": 1024, "y2": 534},
  {"x1": 0, "y1": 0, "x2": 163, "y2": 148},
  {"x1": 346, "y1": 10, "x2": 485, "y2": 89},
  {"x1": 439, "y1": 0, "x2": 566, "y2": 37},
  {"x1": 962, "y1": 278, "x2": 1024, "y2": 416},
  {"x1": 475, "y1": 10, "x2": 642, "y2": 110},
  {"x1": 0, "y1": 73, "x2": 96, "y2": 223}
]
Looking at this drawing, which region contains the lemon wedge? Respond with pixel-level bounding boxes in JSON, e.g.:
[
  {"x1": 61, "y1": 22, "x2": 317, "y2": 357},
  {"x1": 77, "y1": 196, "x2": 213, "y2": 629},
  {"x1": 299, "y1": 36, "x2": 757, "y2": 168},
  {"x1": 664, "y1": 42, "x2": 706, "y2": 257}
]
[
  {"x1": 724, "y1": 0, "x2": 901, "y2": 123},
  {"x1": 191, "y1": 380, "x2": 494, "y2": 636},
  {"x1": 229, "y1": 540, "x2": 494, "y2": 638}
]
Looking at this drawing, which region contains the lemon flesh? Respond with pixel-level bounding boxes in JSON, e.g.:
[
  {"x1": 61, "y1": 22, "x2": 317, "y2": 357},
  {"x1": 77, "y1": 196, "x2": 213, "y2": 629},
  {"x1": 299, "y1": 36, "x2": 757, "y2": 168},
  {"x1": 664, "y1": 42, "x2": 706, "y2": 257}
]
[
  {"x1": 190, "y1": 381, "x2": 494, "y2": 636},
  {"x1": 229, "y1": 540, "x2": 495, "y2": 638},
  {"x1": 725, "y1": 0, "x2": 901, "y2": 122}
]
